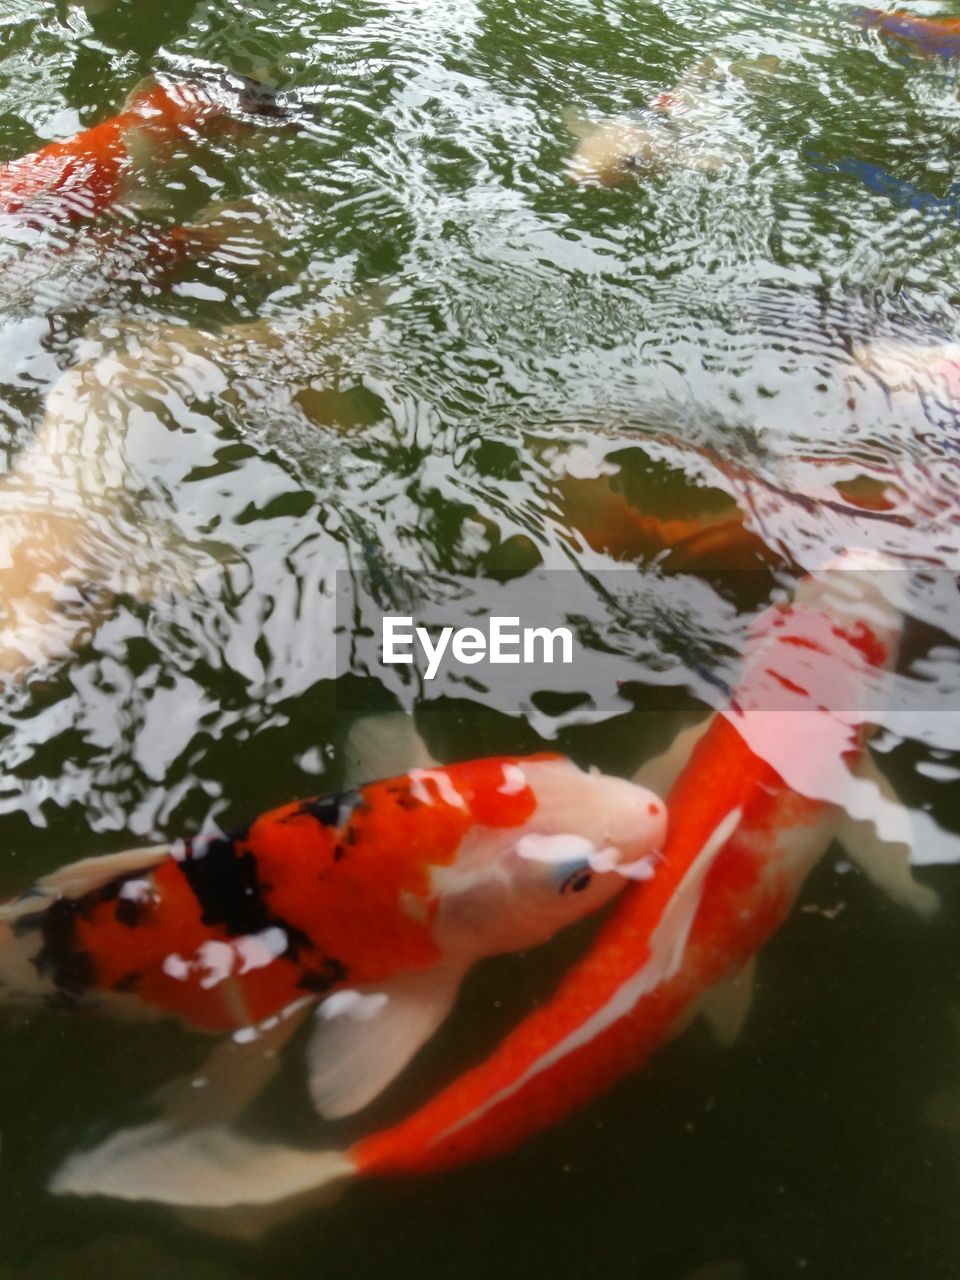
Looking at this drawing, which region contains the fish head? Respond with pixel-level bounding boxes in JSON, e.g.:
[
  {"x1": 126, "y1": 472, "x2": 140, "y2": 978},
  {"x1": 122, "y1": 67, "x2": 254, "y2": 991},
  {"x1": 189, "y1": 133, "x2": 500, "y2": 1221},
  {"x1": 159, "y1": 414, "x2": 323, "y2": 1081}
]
[
  {"x1": 565, "y1": 115, "x2": 663, "y2": 186},
  {"x1": 130, "y1": 72, "x2": 303, "y2": 134},
  {"x1": 432, "y1": 758, "x2": 667, "y2": 957}
]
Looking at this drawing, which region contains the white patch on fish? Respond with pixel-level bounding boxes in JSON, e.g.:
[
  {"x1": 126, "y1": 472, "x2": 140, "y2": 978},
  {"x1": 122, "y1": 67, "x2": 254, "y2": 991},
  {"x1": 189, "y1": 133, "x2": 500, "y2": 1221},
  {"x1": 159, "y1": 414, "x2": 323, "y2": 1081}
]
[
  {"x1": 515, "y1": 833, "x2": 598, "y2": 864},
  {"x1": 318, "y1": 989, "x2": 390, "y2": 1023},
  {"x1": 498, "y1": 764, "x2": 527, "y2": 796},
  {"x1": 235, "y1": 927, "x2": 288, "y2": 976},
  {"x1": 118, "y1": 878, "x2": 158, "y2": 904},
  {"x1": 408, "y1": 768, "x2": 467, "y2": 810}
]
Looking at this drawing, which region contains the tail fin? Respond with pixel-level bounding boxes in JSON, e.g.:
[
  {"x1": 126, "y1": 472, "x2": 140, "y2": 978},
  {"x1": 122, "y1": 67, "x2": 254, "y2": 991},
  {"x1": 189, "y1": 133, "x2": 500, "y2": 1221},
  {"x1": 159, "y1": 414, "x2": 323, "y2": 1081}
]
[
  {"x1": 0, "y1": 844, "x2": 170, "y2": 1002},
  {"x1": 50, "y1": 1120, "x2": 355, "y2": 1221}
]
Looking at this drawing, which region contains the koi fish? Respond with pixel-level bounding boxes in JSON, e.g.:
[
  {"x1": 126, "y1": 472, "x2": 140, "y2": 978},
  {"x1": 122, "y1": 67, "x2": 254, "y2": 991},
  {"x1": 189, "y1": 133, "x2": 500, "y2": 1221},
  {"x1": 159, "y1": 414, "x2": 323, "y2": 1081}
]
[
  {"x1": 0, "y1": 197, "x2": 282, "y2": 321},
  {"x1": 1, "y1": 751, "x2": 665, "y2": 1130},
  {"x1": 564, "y1": 102, "x2": 728, "y2": 187},
  {"x1": 551, "y1": 443, "x2": 930, "y2": 577},
  {"x1": 0, "y1": 72, "x2": 294, "y2": 226},
  {"x1": 0, "y1": 293, "x2": 376, "y2": 684},
  {"x1": 851, "y1": 338, "x2": 960, "y2": 406},
  {"x1": 853, "y1": 8, "x2": 960, "y2": 59},
  {"x1": 66, "y1": 550, "x2": 939, "y2": 1218},
  {"x1": 565, "y1": 56, "x2": 779, "y2": 186}
]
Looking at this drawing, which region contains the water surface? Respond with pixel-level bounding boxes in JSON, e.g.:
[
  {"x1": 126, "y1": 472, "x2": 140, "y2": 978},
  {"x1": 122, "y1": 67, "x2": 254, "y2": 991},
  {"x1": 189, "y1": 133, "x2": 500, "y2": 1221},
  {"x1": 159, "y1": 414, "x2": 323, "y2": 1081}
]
[{"x1": 0, "y1": 0, "x2": 959, "y2": 1276}]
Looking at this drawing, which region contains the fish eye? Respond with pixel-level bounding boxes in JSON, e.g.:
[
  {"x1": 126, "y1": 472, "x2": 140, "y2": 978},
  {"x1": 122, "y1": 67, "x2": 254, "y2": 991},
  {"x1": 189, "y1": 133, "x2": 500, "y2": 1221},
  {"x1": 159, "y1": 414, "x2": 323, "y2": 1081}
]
[{"x1": 559, "y1": 865, "x2": 593, "y2": 895}]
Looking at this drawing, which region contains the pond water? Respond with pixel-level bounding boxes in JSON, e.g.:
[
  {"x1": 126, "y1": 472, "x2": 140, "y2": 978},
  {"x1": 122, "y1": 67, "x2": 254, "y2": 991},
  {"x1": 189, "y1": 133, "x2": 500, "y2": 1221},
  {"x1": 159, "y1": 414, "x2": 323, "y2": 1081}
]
[{"x1": 0, "y1": 0, "x2": 959, "y2": 1276}]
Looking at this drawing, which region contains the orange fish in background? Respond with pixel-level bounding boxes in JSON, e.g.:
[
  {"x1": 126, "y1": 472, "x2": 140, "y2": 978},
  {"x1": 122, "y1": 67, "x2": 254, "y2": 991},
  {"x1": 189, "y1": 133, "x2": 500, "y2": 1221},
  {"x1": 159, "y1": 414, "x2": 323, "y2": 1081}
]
[
  {"x1": 64, "y1": 551, "x2": 939, "y2": 1216},
  {"x1": 553, "y1": 445, "x2": 913, "y2": 575},
  {"x1": 853, "y1": 8, "x2": 960, "y2": 59},
  {"x1": 0, "y1": 72, "x2": 294, "y2": 225},
  {"x1": 554, "y1": 468, "x2": 775, "y2": 571},
  {"x1": 0, "y1": 753, "x2": 665, "y2": 1124}
]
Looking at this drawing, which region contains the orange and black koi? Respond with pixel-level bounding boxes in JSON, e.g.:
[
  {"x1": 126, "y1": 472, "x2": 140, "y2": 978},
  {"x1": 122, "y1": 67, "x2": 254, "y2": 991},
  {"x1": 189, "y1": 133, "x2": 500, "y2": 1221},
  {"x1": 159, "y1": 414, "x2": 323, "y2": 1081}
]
[
  {"x1": 0, "y1": 72, "x2": 293, "y2": 225},
  {"x1": 0, "y1": 755, "x2": 665, "y2": 1039}
]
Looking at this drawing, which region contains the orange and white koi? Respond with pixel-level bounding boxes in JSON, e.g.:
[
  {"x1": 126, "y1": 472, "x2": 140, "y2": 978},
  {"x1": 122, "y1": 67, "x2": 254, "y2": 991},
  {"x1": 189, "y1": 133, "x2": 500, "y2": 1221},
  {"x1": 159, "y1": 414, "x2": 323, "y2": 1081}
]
[
  {"x1": 0, "y1": 72, "x2": 292, "y2": 226},
  {"x1": 66, "y1": 551, "x2": 938, "y2": 1214},
  {"x1": 1, "y1": 753, "x2": 664, "y2": 1127},
  {"x1": 565, "y1": 56, "x2": 779, "y2": 186}
]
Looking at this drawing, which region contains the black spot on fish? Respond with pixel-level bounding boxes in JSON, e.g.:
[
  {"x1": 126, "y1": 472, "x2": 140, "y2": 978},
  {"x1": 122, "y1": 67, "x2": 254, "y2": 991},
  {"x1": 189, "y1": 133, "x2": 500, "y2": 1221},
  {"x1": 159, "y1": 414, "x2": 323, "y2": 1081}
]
[
  {"x1": 114, "y1": 897, "x2": 147, "y2": 929},
  {"x1": 112, "y1": 971, "x2": 144, "y2": 993},
  {"x1": 176, "y1": 835, "x2": 270, "y2": 938},
  {"x1": 298, "y1": 957, "x2": 348, "y2": 994},
  {"x1": 296, "y1": 788, "x2": 364, "y2": 831},
  {"x1": 280, "y1": 922, "x2": 313, "y2": 964},
  {"x1": 393, "y1": 791, "x2": 419, "y2": 811},
  {"x1": 30, "y1": 898, "x2": 96, "y2": 999}
]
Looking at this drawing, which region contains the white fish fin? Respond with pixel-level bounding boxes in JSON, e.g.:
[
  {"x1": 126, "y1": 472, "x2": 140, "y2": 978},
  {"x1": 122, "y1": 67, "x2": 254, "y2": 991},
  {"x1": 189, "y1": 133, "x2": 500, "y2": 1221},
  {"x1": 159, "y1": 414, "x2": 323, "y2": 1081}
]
[
  {"x1": 438, "y1": 807, "x2": 743, "y2": 1142},
  {"x1": 50, "y1": 1119, "x2": 354, "y2": 1209},
  {"x1": 154, "y1": 999, "x2": 313, "y2": 1129},
  {"x1": 699, "y1": 957, "x2": 756, "y2": 1046},
  {"x1": 308, "y1": 966, "x2": 465, "y2": 1119},
  {"x1": 839, "y1": 752, "x2": 939, "y2": 918},
  {"x1": 0, "y1": 845, "x2": 170, "y2": 919},
  {"x1": 633, "y1": 717, "x2": 711, "y2": 799},
  {"x1": 174, "y1": 1181, "x2": 346, "y2": 1240},
  {"x1": 342, "y1": 712, "x2": 438, "y2": 787}
]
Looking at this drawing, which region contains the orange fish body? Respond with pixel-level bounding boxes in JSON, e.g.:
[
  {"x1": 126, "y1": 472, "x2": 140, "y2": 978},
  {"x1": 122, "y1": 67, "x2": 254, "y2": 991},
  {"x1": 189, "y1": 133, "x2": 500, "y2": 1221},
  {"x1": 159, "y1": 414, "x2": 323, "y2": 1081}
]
[
  {"x1": 49, "y1": 555, "x2": 935, "y2": 1213},
  {"x1": 0, "y1": 755, "x2": 665, "y2": 1039},
  {"x1": 853, "y1": 8, "x2": 960, "y2": 58},
  {"x1": 0, "y1": 75, "x2": 282, "y2": 224},
  {"x1": 343, "y1": 557, "x2": 907, "y2": 1178}
]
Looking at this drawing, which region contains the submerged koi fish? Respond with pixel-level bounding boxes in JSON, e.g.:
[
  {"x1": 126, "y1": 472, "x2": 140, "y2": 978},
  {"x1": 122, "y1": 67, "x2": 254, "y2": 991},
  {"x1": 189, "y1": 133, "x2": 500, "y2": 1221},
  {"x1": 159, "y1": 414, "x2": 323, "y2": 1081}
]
[
  {"x1": 0, "y1": 72, "x2": 293, "y2": 225},
  {"x1": 852, "y1": 338, "x2": 960, "y2": 405},
  {"x1": 853, "y1": 8, "x2": 960, "y2": 59},
  {"x1": 1, "y1": 753, "x2": 665, "y2": 1124},
  {"x1": 565, "y1": 56, "x2": 779, "y2": 186},
  {"x1": 69, "y1": 551, "x2": 938, "y2": 1215}
]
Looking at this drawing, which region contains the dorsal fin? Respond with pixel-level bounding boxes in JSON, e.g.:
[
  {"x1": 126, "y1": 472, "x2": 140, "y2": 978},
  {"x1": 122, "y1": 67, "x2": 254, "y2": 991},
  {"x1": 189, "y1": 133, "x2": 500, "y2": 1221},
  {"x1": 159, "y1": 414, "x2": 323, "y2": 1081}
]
[
  {"x1": 0, "y1": 844, "x2": 169, "y2": 921},
  {"x1": 342, "y1": 712, "x2": 437, "y2": 787}
]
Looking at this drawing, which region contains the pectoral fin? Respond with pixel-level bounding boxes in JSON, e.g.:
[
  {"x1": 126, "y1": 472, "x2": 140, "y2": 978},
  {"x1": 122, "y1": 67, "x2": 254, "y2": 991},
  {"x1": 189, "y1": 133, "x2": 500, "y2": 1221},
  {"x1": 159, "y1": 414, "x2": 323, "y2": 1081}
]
[
  {"x1": 342, "y1": 711, "x2": 438, "y2": 787},
  {"x1": 840, "y1": 752, "x2": 940, "y2": 918},
  {"x1": 154, "y1": 999, "x2": 313, "y2": 1128},
  {"x1": 561, "y1": 107, "x2": 597, "y2": 140},
  {"x1": 699, "y1": 957, "x2": 756, "y2": 1046},
  {"x1": 633, "y1": 718, "x2": 711, "y2": 798},
  {"x1": 307, "y1": 966, "x2": 464, "y2": 1119}
]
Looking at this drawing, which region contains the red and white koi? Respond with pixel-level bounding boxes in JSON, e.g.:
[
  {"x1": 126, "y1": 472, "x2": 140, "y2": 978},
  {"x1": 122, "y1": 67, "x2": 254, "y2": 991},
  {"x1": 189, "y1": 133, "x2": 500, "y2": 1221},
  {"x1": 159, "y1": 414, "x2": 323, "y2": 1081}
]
[
  {"x1": 60, "y1": 550, "x2": 938, "y2": 1214},
  {"x1": 0, "y1": 753, "x2": 664, "y2": 1127}
]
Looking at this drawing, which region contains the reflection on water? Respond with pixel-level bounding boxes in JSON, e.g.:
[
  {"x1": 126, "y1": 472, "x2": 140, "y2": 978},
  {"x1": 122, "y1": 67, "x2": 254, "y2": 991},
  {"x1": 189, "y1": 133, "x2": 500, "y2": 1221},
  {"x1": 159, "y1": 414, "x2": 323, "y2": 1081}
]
[{"x1": 0, "y1": 0, "x2": 958, "y2": 1275}]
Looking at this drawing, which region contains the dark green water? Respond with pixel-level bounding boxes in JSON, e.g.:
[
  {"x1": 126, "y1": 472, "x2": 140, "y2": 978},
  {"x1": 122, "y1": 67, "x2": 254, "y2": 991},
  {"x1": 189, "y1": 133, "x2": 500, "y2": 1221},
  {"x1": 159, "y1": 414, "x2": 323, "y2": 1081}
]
[{"x1": 0, "y1": 0, "x2": 959, "y2": 1276}]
